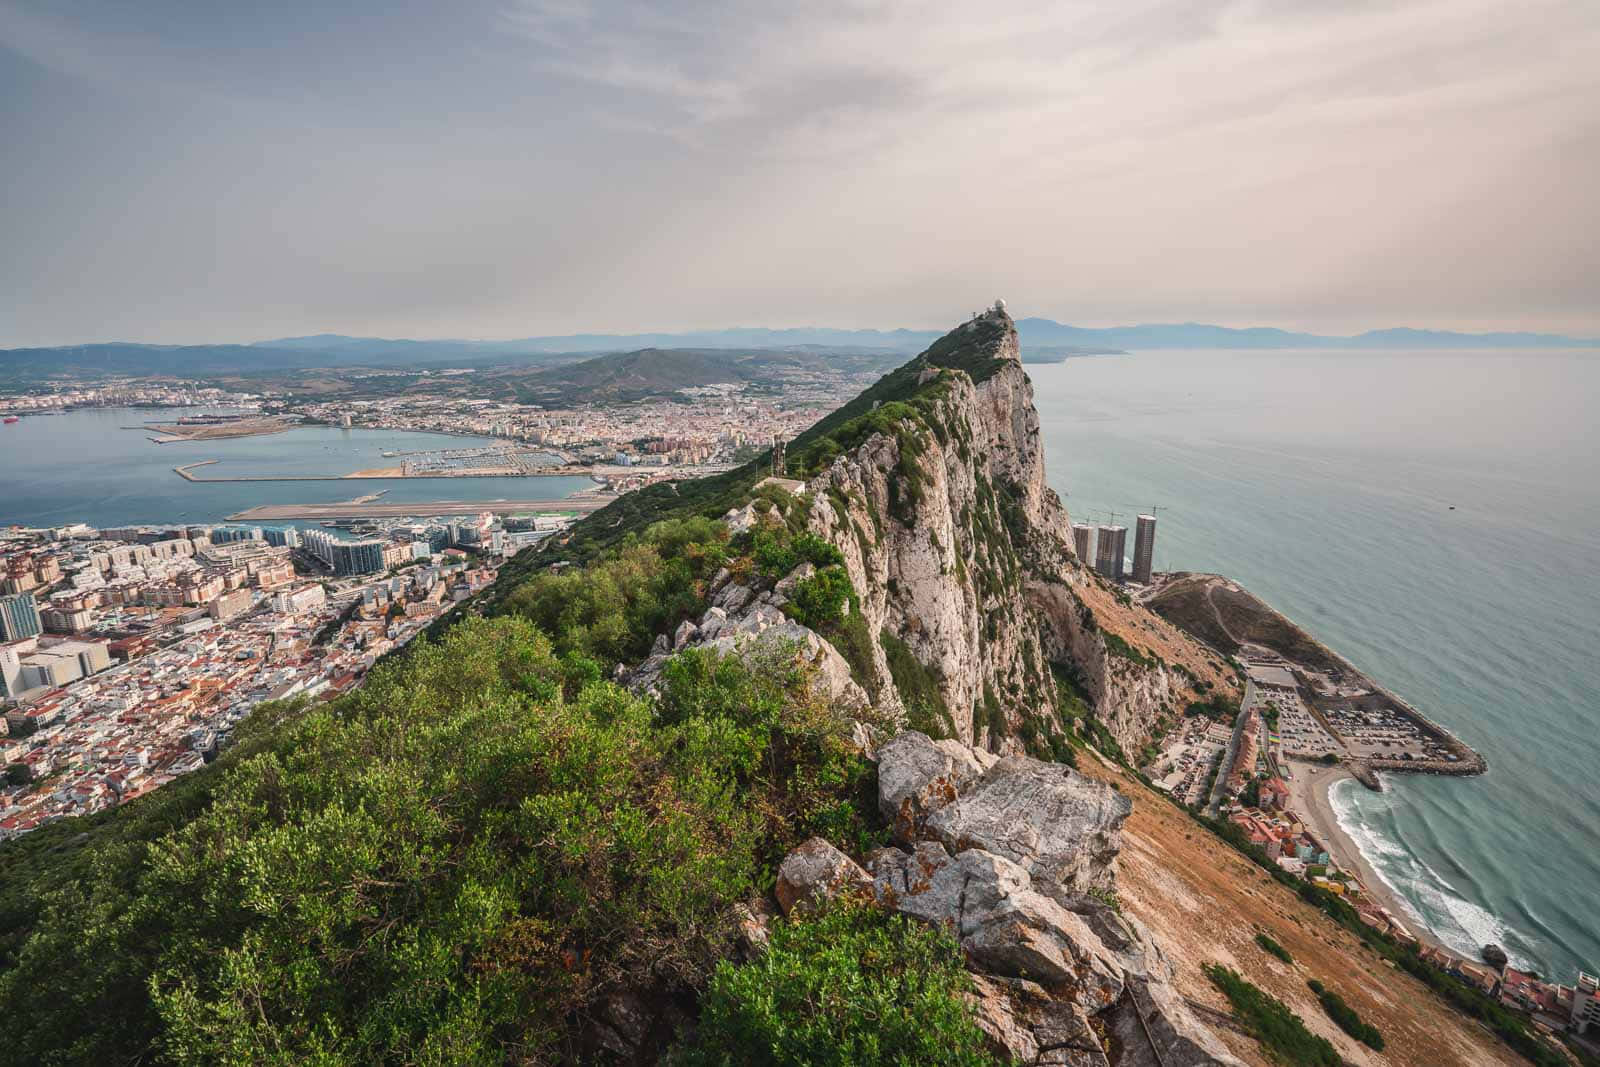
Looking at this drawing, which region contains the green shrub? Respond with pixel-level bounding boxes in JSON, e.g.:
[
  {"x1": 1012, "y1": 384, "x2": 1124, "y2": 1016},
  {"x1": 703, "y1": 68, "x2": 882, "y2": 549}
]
[
  {"x1": 501, "y1": 517, "x2": 727, "y2": 665},
  {"x1": 1255, "y1": 932, "x2": 1293, "y2": 964},
  {"x1": 680, "y1": 902, "x2": 997, "y2": 1066},
  {"x1": 1307, "y1": 979, "x2": 1385, "y2": 1051},
  {"x1": 786, "y1": 566, "x2": 855, "y2": 631},
  {"x1": 791, "y1": 531, "x2": 845, "y2": 569},
  {"x1": 1204, "y1": 964, "x2": 1339, "y2": 1066}
]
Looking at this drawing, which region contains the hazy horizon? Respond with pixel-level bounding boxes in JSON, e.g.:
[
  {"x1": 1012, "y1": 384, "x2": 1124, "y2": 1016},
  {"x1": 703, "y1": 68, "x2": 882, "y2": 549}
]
[
  {"x1": 2, "y1": 0, "x2": 1596, "y2": 347},
  {"x1": 5, "y1": 314, "x2": 1599, "y2": 353}
]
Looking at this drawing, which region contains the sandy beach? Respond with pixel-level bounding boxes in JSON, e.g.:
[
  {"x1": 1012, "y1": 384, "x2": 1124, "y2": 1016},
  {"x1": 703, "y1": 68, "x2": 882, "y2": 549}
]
[{"x1": 1281, "y1": 758, "x2": 1453, "y2": 953}]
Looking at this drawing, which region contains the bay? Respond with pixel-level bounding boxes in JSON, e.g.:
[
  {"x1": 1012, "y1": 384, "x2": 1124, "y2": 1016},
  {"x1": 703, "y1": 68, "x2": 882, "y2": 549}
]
[{"x1": 0, "y1": 407, "x2": 593, "y2": 528}]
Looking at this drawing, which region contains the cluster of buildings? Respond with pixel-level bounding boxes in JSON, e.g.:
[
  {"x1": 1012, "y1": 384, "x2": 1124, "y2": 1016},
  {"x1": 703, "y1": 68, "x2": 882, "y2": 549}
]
[
  {"x1": 1072, "y1": 513, "x2": 1158, "y2": 584},
  {"x1": 0, "y1": 382, "x2": 259, "y2": 415},
  {"x1": 290, "y1": 389, "x2": 836, "y2": 474},
  {"x1": 0, "y1": 514, "x2": 534, "y2": 838},
  {"x1": 1145, "y1": 713, "x2": 1231, "y2": 806},
  {"x1": 1489, "y1": 966, "x2": 1600, "y2": 1040},
  {"x1": 1226, "y1": 804, "x2": 1345, "y2": 886}
]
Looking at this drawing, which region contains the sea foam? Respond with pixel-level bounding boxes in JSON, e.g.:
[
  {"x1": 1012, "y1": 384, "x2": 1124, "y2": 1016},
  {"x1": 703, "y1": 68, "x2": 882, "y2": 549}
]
[{"x1": 1329, "y1": 779, "x2": 1533, "y2": 970}]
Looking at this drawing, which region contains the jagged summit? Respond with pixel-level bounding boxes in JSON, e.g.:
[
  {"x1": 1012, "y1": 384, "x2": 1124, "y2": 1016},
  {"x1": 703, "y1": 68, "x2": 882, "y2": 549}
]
[{"x1": 916, "y1": 303, "x2": 1021, "y2": 384}]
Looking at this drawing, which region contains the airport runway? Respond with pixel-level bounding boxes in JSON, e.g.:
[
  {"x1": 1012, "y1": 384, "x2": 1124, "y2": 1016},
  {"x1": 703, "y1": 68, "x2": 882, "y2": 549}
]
[{"x1": 226, "y1": 497, "x2": 609, "y2": 521}]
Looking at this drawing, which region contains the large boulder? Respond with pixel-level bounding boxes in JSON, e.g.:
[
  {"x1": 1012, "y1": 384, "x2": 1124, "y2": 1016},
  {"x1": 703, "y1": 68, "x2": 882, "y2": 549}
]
[
  {"x1": 876, "y1": 731, "x2": 997, "y2": 844},
  {"x1": 1071, "y1": 899, "x2": 1174, "y2": 983},
  {"x1": 924, "y1": 755, "x2": 1131, "y2": 901},
  {"x1": 967, "y1": 973, "x2": 1110, "y2": 1067},
  {"x1": 866, "y1": 842, "x2": 1028, "y2": 931},
  {"x1": 962, "y1": 895, "x2": 1124, "y2": 1008},
  {"x1": 774, "y1": 837, "x2": 873, "y2": 916},
  {"x1": 866, "y1": 843, "x2": 1123, "y2": 1009}
]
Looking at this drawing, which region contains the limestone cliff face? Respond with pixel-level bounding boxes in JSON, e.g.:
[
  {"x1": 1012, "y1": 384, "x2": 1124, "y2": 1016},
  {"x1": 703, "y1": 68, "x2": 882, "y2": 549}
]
[{"x1": 800, "y1": 308, "x2": 1235, "y2": 756}]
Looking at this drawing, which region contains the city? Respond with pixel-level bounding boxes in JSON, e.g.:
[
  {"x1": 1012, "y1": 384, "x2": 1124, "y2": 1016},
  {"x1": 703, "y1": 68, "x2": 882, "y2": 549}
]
[{"x1": 0, "y1": 512, "x2": 555, "y2": 838}]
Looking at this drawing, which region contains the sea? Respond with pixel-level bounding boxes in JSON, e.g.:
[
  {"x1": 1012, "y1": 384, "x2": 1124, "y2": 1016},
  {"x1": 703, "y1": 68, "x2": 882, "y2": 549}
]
[
  {"x1": 0, "y1": 407, "x2": 593, "y2": 529},
  {"x1": 1030, "y1": 348, "x2": 1600, "y2": 983}
]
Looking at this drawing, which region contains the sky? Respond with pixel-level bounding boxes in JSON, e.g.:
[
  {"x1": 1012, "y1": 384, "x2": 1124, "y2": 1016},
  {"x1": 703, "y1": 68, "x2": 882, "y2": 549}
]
[{"x1": 1, "y1": 0, "x2": 1596, "y2": 347}]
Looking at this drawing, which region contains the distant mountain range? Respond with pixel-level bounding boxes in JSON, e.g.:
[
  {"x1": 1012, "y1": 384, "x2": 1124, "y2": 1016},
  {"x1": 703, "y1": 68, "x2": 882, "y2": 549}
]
[
  {"x1": 1, "y1": 319, "x2": 1593, "y2": 382},
  {"x1": 253, "y1": 320, "x2": 1600, "y2": 354}
]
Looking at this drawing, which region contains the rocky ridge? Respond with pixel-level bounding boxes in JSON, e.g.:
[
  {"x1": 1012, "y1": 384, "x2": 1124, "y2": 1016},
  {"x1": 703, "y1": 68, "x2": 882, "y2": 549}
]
[
  {"x1": 771, "y1": 731, "x2": 1241, "y2": 1066},
  {"x1": 637, "y1": 305, "x2": 1236, "y2": 758}
]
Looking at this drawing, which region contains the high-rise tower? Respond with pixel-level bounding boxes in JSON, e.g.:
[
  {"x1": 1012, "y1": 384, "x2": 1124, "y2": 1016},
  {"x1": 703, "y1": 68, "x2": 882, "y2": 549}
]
[
  {"x1": 1133, "y1": 514, "x2": 1157, "y2": 584},
  {"x1": 1095, "y1": 525, "x2": 1127, "y2": 581},
  {"x1": 1071, "y1": 523, "x2": 1095, "y2": 566},
  {"x1": 0, "y1": 593, "x2": 42, "y2": 641}
]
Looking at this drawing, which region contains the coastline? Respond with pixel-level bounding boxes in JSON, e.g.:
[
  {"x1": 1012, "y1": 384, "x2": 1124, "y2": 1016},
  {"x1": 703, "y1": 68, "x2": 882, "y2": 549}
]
[{"x1": 1282, "y1": 759, "x2": 1456, "y2": 957}]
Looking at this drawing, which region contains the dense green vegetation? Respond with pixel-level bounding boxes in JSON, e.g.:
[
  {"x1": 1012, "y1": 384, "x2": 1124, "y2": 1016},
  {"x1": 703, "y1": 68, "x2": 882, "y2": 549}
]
[
  {"x1": 0, "y1": 613, "x2": 889, "y2": 1065},
  {"x1": 785, "y1": 566, "x2": 856, "y2": 631},
  {"x1": 680, "y1": 902, "x2": 996, "y2": 1066},
  {"x1": 1255, "y1": 931, "x2": 1294, "y2": 964},
  {"x1": 501, "y1": 516, "x2": 729, "y2": 665},
  {"x1": 1306, "y1": 979, "x2": 1385, "y2": 1051},
  {"x1": 1204, "y1": 964, "x2": 1339, "y2": 1066}
]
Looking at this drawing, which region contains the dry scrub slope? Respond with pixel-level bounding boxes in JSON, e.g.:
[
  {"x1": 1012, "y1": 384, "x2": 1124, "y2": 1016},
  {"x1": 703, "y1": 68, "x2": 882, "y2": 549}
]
[{"x1": 1078, "y1": 749, "x2": 1521, "y2": 1067}]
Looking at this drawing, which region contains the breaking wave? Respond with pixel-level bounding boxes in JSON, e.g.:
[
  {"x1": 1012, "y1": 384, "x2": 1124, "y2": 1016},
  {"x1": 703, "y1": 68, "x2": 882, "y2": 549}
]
[{"x1": 1328, "y1": 779, "x2": 1535, "y2": 971}]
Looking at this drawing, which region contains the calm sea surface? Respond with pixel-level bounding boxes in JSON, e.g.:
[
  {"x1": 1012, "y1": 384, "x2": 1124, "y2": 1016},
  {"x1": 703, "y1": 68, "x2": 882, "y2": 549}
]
[
  {"x1": 1032, "y1": 348, "x2": 1600, "y2": 981},
  {"x1": 0, "y1": 408, "x2": 592, "y2": 528}
]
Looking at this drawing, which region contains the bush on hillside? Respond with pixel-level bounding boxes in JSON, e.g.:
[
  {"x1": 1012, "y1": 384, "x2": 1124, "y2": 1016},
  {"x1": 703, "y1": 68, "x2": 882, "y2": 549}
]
[
  {"x1": 785, "y1": 565, "x2": 855, "y2": 631},
  {"x1": 1308, "y1": 979, "x2": 1385, "y2": 1051},
  {"x1": 1204, "y1": 964, "x2": 1339, "y2": 1067},
  {"x1": 679, "y1": 902, "x2": 997, "y2": 1067},
  {"x1": 1255, "y1": 931, "x2": 1294, "y2": 964},
  {"x1": 501, "y1": 516, "x2": 728, "y2": 664}
]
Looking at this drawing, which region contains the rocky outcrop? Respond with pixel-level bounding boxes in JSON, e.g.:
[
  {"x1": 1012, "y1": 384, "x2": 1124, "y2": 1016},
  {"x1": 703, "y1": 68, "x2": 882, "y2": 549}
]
[
  {"x1": 967, "y1": 973, "x2": 1110, "y2": 1067},
  {"x1": 924, "y1": 755, "x2": 1131, "y2": 902},
  {"x1": 797, "y1": 307, "x2": 1234, "y2": 756},
  {"x1": 774, "y1": 837, "x2": 873, "y2": 917},
  {"x1": 624, "y1": 568, "x2": 871, "y2": 714},
  {"x1": 873, "y1": 731, "x2": 1131, "y2": 902},
  {"x1": 875, "y1": 730, "x2": 997, "y2": 843},
  {"x1": 831, "y1": 731, "x2": 1242, "y2": 1067},
  {"x1": 614, "y1": 307, "x2": 1234, "y2": 762}
]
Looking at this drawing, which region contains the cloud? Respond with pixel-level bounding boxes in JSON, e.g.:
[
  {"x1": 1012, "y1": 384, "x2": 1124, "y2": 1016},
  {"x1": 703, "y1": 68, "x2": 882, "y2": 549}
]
[{"x1": 0, "y1": 0, "x2": 1595, "y2": 342}]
